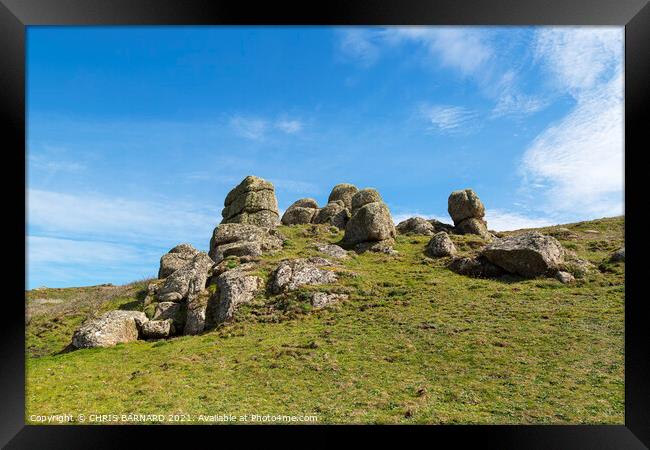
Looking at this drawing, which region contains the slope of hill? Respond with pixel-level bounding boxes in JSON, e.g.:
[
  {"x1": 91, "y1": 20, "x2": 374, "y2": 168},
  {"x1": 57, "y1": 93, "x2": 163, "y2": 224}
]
[{"x1": 25, "y1": 216, "x2": 624, "y2": 424}]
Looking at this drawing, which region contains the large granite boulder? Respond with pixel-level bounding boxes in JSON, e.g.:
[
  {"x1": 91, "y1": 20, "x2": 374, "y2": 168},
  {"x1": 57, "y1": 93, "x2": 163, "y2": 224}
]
[
  {"x1": 158, "y1": 243, "x2": 199, "y2": 278},
  {"x1": 71, "y1": 310, "x2": 148, "y2": 349},
  {"x1": 327, "y1": 183, "x2": 358, "y2": 210},
  {"x1": 343, "y1": 191, "x2": 396, "y2": 252},
  {"x1": 396, "y1": 217, "x2": 436, "y2": 236},
  {"x1": 281, "y1": 198, "x2": 319, "y2": 225},
  {"x1": 156, "y1": 252, "x2": 213, "y2": 302},
  {"x1": 270, "y1": 257, "x2": 338, "y2": 294},
  {"x1": 209, "y1": 223, "x2": 284, "y2": 263},
  {"x1": 312, "y1": 200, "x2": 350, "y2": 229},
  {"x1": 425, "y1": 232, "x2": 456, "y2": 257},
  {"x1": 212, "y1": 266, "x2": 262, "y2": 325},
  {"x1": 448, "y1": 189, "x2": 485, "y2": 224},
  {"x1": 447, "y1": 189, "x2": 489, "y2": 236},
  {"x1": 481, "y1": 231, "x2": 565, "y2": 277},
  {"x1": 221, "y1": 176, "x2": 279, "y2": 228}
]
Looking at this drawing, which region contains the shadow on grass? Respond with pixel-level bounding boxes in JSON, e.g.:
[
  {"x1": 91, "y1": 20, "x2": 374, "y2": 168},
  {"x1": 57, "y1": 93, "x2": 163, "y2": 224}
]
[{"x1": 55, "y1": 343, "x2": 76, "y2": 355}]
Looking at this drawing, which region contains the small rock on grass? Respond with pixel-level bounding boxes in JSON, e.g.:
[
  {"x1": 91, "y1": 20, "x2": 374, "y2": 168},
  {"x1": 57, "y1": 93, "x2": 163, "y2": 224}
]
[
  {"x1": 311, "y1": 292, "x2": 348, "y2": 309},
  {"x1": 555, "y1": 271, "x2": 575, "y2": 284}
]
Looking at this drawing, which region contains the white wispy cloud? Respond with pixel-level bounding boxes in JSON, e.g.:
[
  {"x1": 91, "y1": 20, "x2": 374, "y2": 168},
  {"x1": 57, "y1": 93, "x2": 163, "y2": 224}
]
[
  {"x1": 229, "y1": 115, "x2": 269, "y2": 141},
  {"x1": 28, "y1": 153, "x2": 86, "y2": 174},
  {"x1": 337, "y1": 28, "x2": 382, "y2": 67},
  {"x1": 28, "y1": 236, "x2": 153, "y2": 265},
  {"x1": 275, "y1": 119, "x2": 303, "y2": 134},
  {"x1": 339, "y1": 27, "x2": 493, "y2": 76},
  {"x1": 520, "y1": 27, "x2": 623, "y2": 219},
  {"x1": 420, "y1": 104, "x2": 479, "y2": 134},
  {"x1": 230, "y1": 115, "x2": 304, "y2": 140},
  {"x1": 491, "y1": 93, "x2": 548, "y2": 117},
  {"x1": 338, "y1": 27, "x2": 547, "y2": 121},
  {"x1": 534, "y1": 27, "x2": 623, "y2": 96},
  {"x1": 384, "y1": 27, "x2": 493, "y2": 76}
]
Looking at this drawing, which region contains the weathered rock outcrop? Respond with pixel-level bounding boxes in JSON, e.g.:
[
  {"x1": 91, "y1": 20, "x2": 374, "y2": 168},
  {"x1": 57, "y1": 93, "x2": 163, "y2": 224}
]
[
  {"x1": 448, "y1": 189, "x2": 489, "y2": 237},
  {"x1": 71, "y1": 310, "x2": 148, "y2": 349},
  {"x1": 425, "y1": 232, "x2": 456, "y2": 257},
  {"x1": 209, "y1": 223, "x2": 284, "y2": 263},
  {"x1": 327, "y1": 183, "x2": 358, "y2": 210},
  {"x1": 270, "y1": 257, "x2": 338, "y2": 294},
  {"x1": 156, "y1": 252, "x2": 214, "y2": 302},
  {"x1": 221, "y1": 176, "x2": 279, "y2": 228},
  {"x1": 312, "y1": 200, "x2": 350, "y2": 229},
  {"x1": 281, "y1": 198, "x2": 319, "y2": 225},
  {"x1": 343, "y1": 190, "x2": 396, "y2": 253},
  {"x1": 158, "y1": 243, "x2": 199, "y2": 279},
  {"x1": 213, "y1": 265, "x2": 262, "y2": 325},
  {"x1": 481, "y1": 231, "x2": 564, "y2": 277},
  {"x1": 396, "y1": 217, "x2": 436, "y2": 236}
]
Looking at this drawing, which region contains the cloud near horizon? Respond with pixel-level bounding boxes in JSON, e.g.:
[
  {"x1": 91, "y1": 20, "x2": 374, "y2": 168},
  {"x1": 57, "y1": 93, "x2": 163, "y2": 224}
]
[
  {"x1": 27, "y1": 189, "x2": 220, "y2": 287},
  {"x1": 28, "y1": 189, "x2": 217, "y2": 247},
  {"x1": 391, "y1": 209, "x2": 558, "y2": 232}
]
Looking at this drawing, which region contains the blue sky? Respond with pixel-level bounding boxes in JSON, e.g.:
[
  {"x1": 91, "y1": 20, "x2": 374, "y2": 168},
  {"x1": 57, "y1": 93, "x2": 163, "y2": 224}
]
[{"x1": 26, "y1": 26, "x2": 624, "y2": 289}]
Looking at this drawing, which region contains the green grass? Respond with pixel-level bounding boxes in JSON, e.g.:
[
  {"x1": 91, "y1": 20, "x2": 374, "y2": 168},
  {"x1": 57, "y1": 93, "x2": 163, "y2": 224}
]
[{"x1": 25, "y1": 217, "x2": 624, "y2": 424}]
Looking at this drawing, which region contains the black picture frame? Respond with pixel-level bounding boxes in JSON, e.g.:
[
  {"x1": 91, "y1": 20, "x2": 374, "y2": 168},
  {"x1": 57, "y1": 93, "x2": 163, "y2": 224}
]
[{"x1": 3, "y1": 0, "x2": 648, "y2": 447}]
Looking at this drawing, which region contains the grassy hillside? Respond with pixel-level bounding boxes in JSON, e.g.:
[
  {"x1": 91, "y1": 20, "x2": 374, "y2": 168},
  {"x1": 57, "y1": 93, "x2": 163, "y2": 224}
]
[{"x1": 25, "y1": 216, "x2": 624, "y2": 424}]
